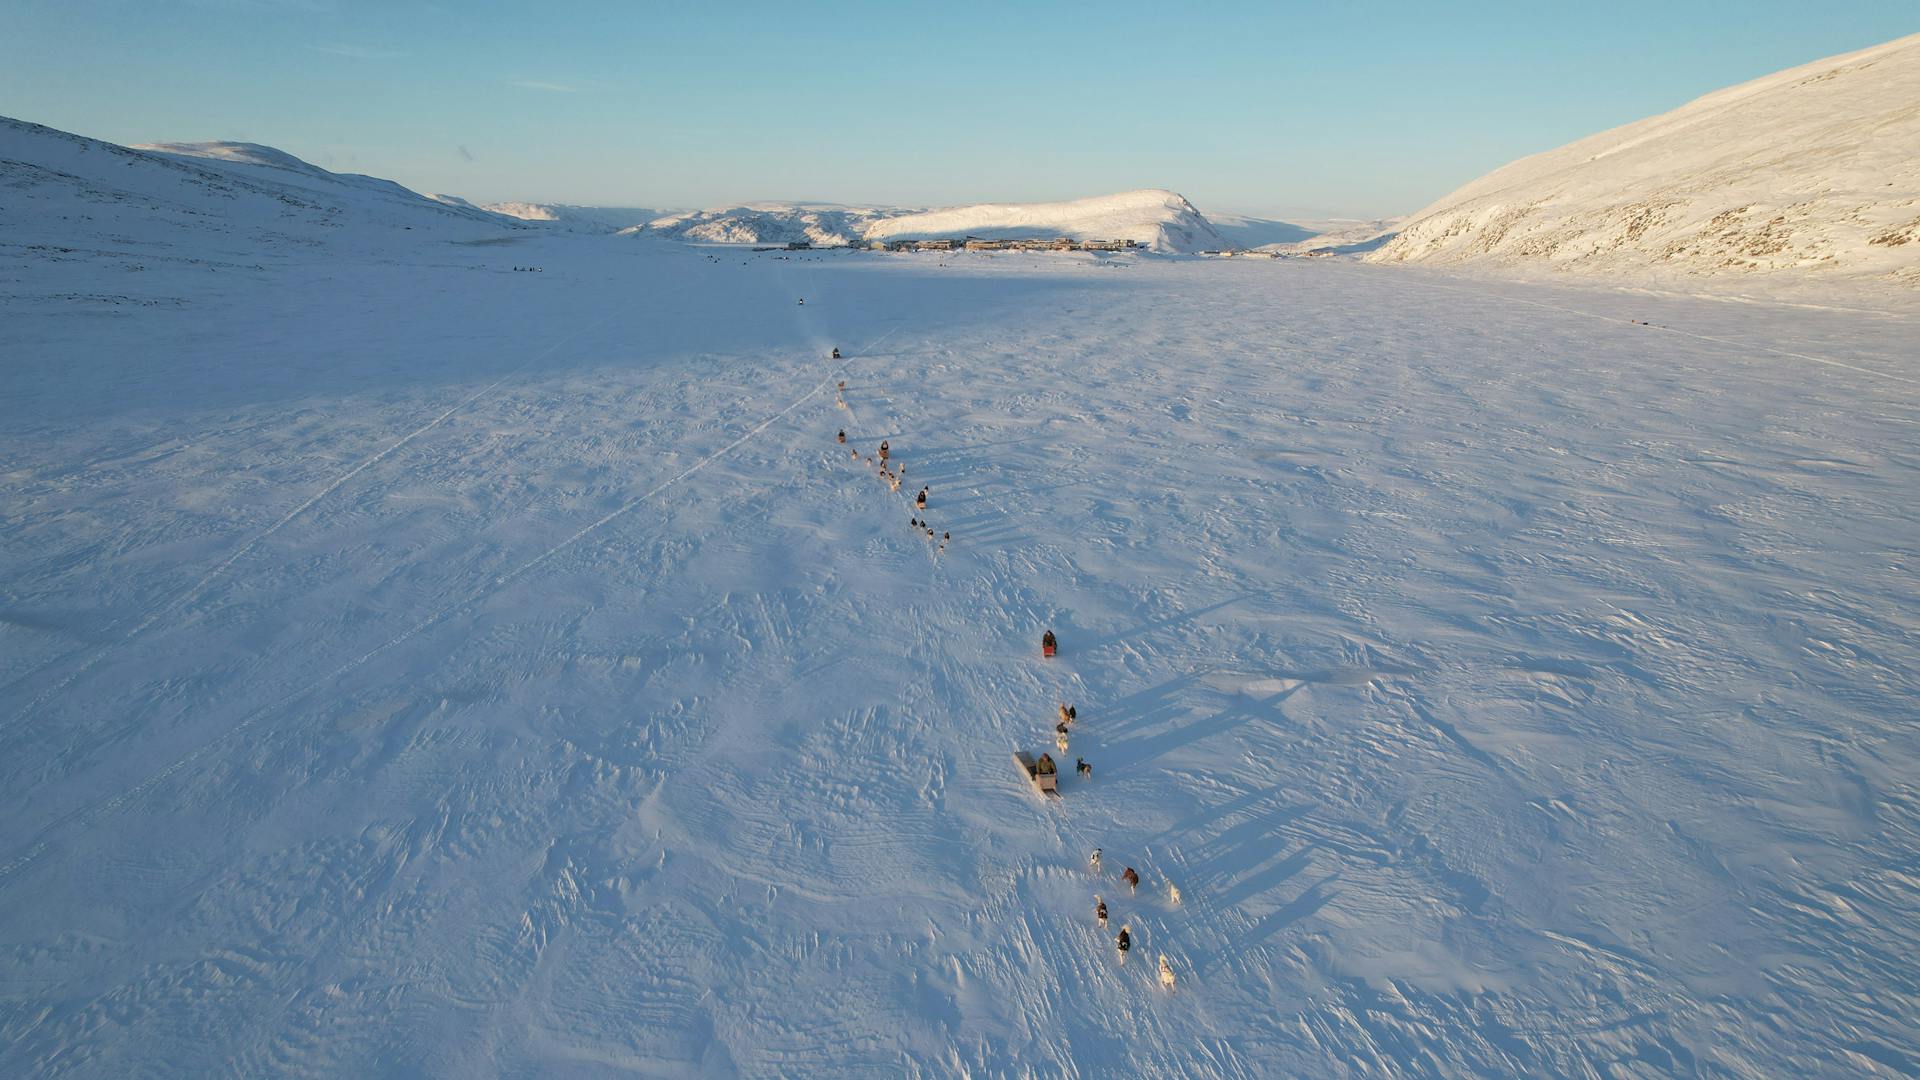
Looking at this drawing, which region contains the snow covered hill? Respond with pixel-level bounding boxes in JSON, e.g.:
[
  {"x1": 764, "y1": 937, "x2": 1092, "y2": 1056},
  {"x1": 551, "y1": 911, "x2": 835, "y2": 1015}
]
[
  {"x1": 132, "y1": 139, "x2": 512, "y2": 230},
  {"x1": 6, "y1": 116, "x2": 1228, "y2": 260},
  {"x1": 483, "y1": 201, "x2": 664, "y2": 233},
  {"x1": 865, "y1": 189, "x2": 1228, "y2": 253},
  {"x1": 1371, "y1": 33, "x2": 1920, "y2": 294},
  {"x1": 1, "y1": 116, "x2": 525, "y2": 326},
  {"x1": 626, "y1": 202, "x2": 902, "y2": 246},
  {"x1": 0, "y1": 116, "x2": 516, "y2": 276},
  {"x1": 616, "y1": 191, "x2": 1230, "y2": 252}
]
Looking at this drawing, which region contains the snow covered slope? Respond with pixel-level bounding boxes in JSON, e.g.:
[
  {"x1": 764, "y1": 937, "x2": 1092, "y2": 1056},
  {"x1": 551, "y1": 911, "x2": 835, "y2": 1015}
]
[
  {"x1": 1262, "y1": 217, "x2": 1404, "y2": 256},
  {"x1": 1206, "y1": 211, "x2": 1317, "y2": 249},
  {"x1": 1372, "y1": 33, "x2": 1920, "y2": 293},
  {"x1": 0, "y1": 117, "x2": 515, "y2": 275},
  {"x1": 865, "y1": 189, "x2": 1227, "y2": 252},
  {"x1": 133, "y1": 139, "x2": 511, "y2": 229}
]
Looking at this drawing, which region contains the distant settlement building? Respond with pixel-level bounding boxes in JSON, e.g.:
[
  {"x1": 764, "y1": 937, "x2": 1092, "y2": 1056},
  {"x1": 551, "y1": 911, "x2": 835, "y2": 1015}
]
[{"x1": 889, "y1": 236, "x2": 1140, "y2": 253}]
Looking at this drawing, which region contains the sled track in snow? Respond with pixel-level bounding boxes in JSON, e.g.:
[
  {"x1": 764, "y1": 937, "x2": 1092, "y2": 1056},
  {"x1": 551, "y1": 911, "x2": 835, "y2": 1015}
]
[
  {"x1": 834, "y1": 375, "x2": 943, "y2": 569},
  {"x1": 0, "y1": 323, "x2": 903, "y2": 886},
  {"x1": 1356, "y1": 264, "x2": 1920, "y2": 387},
  {"x1": 1, "y1": 276, "x2": 706, "y2": 734}
]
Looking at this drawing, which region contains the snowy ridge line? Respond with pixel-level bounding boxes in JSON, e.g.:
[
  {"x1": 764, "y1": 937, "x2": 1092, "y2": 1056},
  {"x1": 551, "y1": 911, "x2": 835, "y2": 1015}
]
[
  {"x1": 1366, "y1": 266, "x2": 1920, "y2": 387},
  {"x1": 0, "y1": 323, "x2": 900, "y2": 887},
  {"x1": 1, "y1": 278, "x2": 700, "y2": 733}
]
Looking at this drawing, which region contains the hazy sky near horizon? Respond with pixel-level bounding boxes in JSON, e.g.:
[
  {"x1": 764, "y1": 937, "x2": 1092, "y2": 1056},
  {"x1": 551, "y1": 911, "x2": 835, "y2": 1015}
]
[{"x1": 3, "y1": 1, "x2": 1914, "y2": 219}]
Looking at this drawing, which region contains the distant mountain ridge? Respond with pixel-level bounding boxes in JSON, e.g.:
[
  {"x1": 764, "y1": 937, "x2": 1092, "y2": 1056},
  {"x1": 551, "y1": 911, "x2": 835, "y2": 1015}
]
[
  {"x1": 600, "y1": 191, "x2": 1238, "y2": 252},
  {"x1": 481, "y1": 202, "x2": 664, "y2": 232},
  {"x1": 1371, "y1": 32, "x2": 1920, "y2": 291},
  {"x1": 9, "y1": 116, "x2": 1328, "y2": 259},
  {"x1": 863, "y1": 190, "x2": 1227, "y2": 253},
  {"x1": 626, "y1": 203, "x2": 899, "y2": 247}
]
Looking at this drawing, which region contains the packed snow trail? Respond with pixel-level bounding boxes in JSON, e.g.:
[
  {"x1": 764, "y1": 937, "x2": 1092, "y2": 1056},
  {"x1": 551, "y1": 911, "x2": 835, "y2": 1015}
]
[{"x1": 2, "y1": 241, "x2": 1917, "y2": 1077}]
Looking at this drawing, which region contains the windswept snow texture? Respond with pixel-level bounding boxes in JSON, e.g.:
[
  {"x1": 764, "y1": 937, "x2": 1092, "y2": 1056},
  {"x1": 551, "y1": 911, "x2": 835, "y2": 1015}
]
[
  {"x1": 865, "y1": 189, "x2": 1227, "y2": 252},
  {"x1": 1373, "y1": 32, "x2": 1920, "y2": 296},
  {"x1": 3, "y1": 230, "x2": 1919, "y2": 1078}
]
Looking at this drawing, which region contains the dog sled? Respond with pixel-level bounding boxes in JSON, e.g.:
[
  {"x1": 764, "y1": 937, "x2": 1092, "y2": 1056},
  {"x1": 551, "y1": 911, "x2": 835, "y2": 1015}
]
[{"x1": 1014, "y1": 750, "x2": 1061, "y2": 798}]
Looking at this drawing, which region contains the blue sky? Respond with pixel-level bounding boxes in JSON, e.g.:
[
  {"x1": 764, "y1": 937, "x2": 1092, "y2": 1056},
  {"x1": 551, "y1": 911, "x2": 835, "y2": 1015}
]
[{"x1": 2, "y1": 1, "x2": 1913, "y2": 219}]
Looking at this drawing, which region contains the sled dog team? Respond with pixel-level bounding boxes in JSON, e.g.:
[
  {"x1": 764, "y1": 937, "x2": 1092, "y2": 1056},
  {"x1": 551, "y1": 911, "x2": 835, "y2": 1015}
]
[
  {"x1": 1071, "y1": 716, "x2": 1182, "y2": 984},
  {"x1": 1043, "y1": 642, "x2": 1175, "y2": 976},
  {"x1": 832, "y1": 352, "x2": 1178, "y2": 990},
  {"x1": 1091, "y1": 849, "x2": 1181, "y2": 987}
]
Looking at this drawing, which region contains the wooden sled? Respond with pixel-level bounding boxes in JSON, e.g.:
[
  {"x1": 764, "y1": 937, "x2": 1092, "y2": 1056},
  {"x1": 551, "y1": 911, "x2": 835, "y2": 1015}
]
[{"x1": 1014, "y1": 751, "x2": 1061, "y2": 798}]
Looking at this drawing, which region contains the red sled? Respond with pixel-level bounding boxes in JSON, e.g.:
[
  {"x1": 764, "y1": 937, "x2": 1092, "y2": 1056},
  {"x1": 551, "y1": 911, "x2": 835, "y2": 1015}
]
[{"x1": 1042, "y1": 643, "x2": 1057, "y2": 659}]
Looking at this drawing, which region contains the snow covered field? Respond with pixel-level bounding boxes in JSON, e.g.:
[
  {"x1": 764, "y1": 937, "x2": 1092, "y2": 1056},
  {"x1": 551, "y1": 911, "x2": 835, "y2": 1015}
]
[{"x1": 2, "y1": 238, "x2": 1917, "y2": 1077}]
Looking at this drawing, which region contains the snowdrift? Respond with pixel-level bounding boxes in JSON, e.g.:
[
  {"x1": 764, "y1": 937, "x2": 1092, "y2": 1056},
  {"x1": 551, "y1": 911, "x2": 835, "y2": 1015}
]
[
  {"x1": 1371, "y1": 33, "x2": 1920, "y2": 292},
  {"x1": 864, "y1": 189, "x2": 1227, "y2": 253}
]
